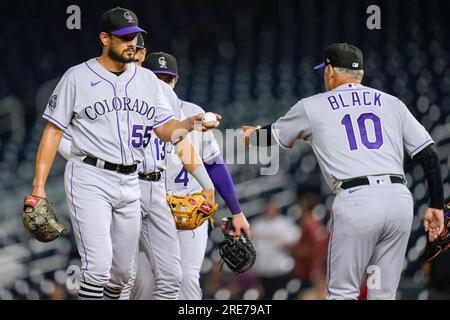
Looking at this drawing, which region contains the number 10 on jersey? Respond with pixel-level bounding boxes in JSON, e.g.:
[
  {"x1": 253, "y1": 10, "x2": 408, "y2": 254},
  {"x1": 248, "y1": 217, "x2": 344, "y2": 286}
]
[{"x1": 341, "y1": 112, "x2": 383, "y2": 150}]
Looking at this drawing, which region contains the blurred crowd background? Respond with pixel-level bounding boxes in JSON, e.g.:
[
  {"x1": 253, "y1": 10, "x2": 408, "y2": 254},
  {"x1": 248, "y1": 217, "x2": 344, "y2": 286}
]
[{"x1": 0, "y1": 0, "x2": 449, "y2": 300}]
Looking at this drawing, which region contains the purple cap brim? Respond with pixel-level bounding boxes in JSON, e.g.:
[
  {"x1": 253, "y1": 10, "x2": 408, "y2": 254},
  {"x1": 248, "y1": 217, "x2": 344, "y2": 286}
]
[
  {"x1": 313, "y1": 63, "x2": 327, "y2": 70},
  {"x1": 153, "y1": 70, "x2": 178, "y2": 77},
  {"x1": 111, "y1": 26, "x2": 147, "y2": 35}
]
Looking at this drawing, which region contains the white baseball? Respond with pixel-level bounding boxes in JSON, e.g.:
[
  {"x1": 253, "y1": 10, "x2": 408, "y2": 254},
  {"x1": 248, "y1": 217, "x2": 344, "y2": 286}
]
[{"x1": 202, "y1": 112, "x2": 217, "y2": 128}]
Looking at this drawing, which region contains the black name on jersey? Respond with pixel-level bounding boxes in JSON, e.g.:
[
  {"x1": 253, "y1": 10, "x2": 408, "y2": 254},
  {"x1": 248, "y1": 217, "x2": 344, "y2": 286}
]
[{"x1": 84, "y1": 97, "x2": 154, "y2": 120}]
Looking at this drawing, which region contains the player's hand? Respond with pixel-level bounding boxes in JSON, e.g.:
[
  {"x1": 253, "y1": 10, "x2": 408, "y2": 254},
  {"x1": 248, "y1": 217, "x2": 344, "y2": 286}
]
[
  {"x1": 240, "y1": 125, "x2": 260, "y2": 147},
  {"x1": 31, "y1": 188, "x2": 47, "y2": 199},
  {"x1": 192, "y1": 113, "x2": 222, "y2": 131},
  {"x1": 200, "y1": 188, "x2": 215, "y2": 205},
  {"x1": 196, "y1": 188, "x2": 216, "y2": 225},
  {"x1": 423, "y1": 207, "x2": 444, "y2": 241},
  {"x1": 232, "y1": 212, "x2": 251, "y2": 238},
  {"x1": 27, "y1": 188, "x2": 47, "y2": 213}
]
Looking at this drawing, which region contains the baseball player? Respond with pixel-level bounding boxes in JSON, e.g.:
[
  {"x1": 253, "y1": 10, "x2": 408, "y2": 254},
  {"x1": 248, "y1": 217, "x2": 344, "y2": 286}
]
[
  {"x1": 129, "y1": 52, "x2": 250, "y2": 300},
  {"x1": 57, "y1": 33, "x2": 147, "y2": 160},
  {"x1": 57, "y1": 31, "x2": 219, "y2": 300},
  {"x1": 32, "y1": 7, "x2": 218, "y2": 300},
  {"x1": 241, "y1": 43, "x2": 445, "y2": 300}
]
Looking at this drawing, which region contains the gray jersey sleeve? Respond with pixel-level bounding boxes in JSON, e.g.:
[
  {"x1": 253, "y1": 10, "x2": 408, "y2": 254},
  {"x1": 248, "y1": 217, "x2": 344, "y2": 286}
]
[
  {"x1": 58, "y1": 134, "x2": 72, "y2": 160},
  {"x1": 271, "y1": 100, "x2": 312, "y2": 148},
  {"x1": 399, "y1": 100, "x2": 434, "y2": 158},
  {"x1": 179, "y1": 101, "x2": 221, "y2": 162},
  {"x1": 158, "y1": 81, "x2": 182, "y2": 119},
  {"x1": 42, "y1": 71, "x2": 75, "y2": 130},
  {"x1": 153, "y1": 79, "x2": 175, "y2": 128},
  {"x1": 57, "y1": 127, "x2": 73, "y2": 160},
  {"x1": 201, "y1": 131, "x2": 221, "y2": 163}
]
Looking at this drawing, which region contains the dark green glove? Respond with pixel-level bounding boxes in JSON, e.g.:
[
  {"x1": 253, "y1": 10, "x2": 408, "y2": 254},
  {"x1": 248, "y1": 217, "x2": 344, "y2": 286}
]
[{"x1": 21, "y1": 195, "x2": 66, "y2": 242}]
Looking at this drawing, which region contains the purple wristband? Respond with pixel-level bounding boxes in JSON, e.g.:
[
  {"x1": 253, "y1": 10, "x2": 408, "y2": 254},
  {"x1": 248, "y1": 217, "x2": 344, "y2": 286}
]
[{"x1": 204, "y1": 155, "x2": 242, "y2": 215}]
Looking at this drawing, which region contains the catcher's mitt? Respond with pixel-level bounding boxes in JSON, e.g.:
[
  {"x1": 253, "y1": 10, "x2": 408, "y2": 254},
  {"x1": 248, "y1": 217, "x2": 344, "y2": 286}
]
[
  {"x1": 218, "y1": 217, "x2": 256, "y2": 274},
  {"x1": 21, "y1": 195, "x2": 66, "y2": 242},
  {"x1": 166, "y1": 192, "x2": 218, "y2": 230},
  {"x1": 424, "y1": 202, "x2": 450, "y2": 262}
]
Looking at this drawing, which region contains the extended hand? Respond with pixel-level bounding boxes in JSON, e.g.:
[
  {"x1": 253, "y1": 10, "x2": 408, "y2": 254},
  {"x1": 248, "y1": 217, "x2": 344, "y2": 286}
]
[
  {"x1": 232, "y1": 212, "x2": 251, "y2": 238},
  {"x1": 196, "y1": 189, "x2": 216, "y2": 225},
  {"x1": 423, "y1": 207, "x2": 444, "y2": 241},
  {"x1": 29, "y1": 188, "x2": 47, "y2": 212},
  {"x1": 240, "y1": 125, "x2": 259, "y2": 147},
  {"x1": 200, "y1": 188, "x2": 215, "y2": 205},
  {"x1": 192, "y1": 113, "x2": 222, "y2": 131}
]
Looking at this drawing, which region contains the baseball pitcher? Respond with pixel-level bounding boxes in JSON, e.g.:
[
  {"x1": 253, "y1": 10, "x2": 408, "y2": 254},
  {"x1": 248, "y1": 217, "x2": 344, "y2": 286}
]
[{"x1": 32, "y1": 7, "x2": 218, "y2": 300}]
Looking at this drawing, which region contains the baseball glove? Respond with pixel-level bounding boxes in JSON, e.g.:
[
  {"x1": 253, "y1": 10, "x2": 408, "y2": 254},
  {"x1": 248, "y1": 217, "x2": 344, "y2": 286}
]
[
  {"x1": 218, "y1": 217, "x2": 256, "y2": 274},
  {"x1": 424, "y1": 202, "x2": 450, "y2": 262},
  {"x1": 21, "y1": 195, "x2": 66, "y2": 242},
  {"x1": 166, "y1": 192, "x2": 218, "y2": 230}
]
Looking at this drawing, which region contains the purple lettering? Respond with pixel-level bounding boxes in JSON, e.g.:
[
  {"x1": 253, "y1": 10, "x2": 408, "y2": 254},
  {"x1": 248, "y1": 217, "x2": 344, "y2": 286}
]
[
  {"x1": 328, "y1": 96, "x2": 340, "y2": 110},
  {"x1": 374, "y1": 93, "x2": 382, "y2": 106},
  {"x1": 338, "y1": 94, "x2": 350, "y2": 108},
  {"x1": 363, "y1": 92, "x2": 371, "y2": 105},
  {"x1": 351, "y1": 92, "x2": 361, "y2": 106}
]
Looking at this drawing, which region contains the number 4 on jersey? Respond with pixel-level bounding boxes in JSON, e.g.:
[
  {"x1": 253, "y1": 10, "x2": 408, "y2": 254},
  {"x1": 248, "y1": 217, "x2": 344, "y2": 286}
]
[{"x1": 175, "y1": 167, "x2": 189, "y2": 186}]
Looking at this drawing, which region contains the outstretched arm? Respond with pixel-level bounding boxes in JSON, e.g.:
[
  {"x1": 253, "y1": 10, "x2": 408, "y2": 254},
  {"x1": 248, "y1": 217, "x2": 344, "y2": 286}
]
[
  {"x1": 241, "y1": 101, "x2": 311, "y2": 148},
  {"x1": 154, "y1": 113, "x2": 221, "y2": 142},
  {"x1": 204, "y1": 155, "x2": 250, "y2": 237}
]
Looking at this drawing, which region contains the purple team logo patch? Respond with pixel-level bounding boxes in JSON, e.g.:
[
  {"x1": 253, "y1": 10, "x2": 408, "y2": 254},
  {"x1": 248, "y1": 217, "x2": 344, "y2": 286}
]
[{"x1": 48, "y1": 95, "x2": 57, "y2": 111}]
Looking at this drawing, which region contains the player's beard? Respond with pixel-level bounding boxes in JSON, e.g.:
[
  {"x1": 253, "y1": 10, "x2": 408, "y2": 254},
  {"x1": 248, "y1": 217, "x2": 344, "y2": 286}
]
[{"x1": 108, "y1": 46, "x2": 136, "y2": 64}]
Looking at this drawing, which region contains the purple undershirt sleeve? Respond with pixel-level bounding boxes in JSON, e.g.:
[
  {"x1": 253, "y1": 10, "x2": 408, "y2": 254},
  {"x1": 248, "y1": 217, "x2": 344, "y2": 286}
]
[{"x1": 204, "y1": 155, "x2": 242, "y2": 215}]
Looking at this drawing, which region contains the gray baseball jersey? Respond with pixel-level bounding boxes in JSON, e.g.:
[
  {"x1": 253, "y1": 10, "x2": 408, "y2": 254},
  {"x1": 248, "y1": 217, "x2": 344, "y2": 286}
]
[
  {"x1": 133, "y1": 99, "x2": 220, "y2": 300},
  {"x1": 48, "y1": 59, "x2": 175, "y2": 299},
  {"x1": 165, "y1": 100, "x2": 221, "y2": 195},
  {"x1": 130, "y1": 82, "x2": 189, "y2": 300},
  {"x1": 272, "y1": 82, "x2": 431, "y2": 299},
  {"x1": 44, "y1": 58, "x2": 174, "y2": 165},
  {"x1": 272, "y1": 83, "x2": 433, "y2": 192},
  {"x1": 56, "y1": 77, "x2": 185, "y2": 300},
  {"x1": 139, "y1": 80, "x2": 180, "y2": 174}
]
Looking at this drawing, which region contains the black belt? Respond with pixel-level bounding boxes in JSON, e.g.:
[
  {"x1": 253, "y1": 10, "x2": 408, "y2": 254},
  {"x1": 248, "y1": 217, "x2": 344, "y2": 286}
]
[
  {"x1": 83, "y1": 156, "x2": 137, "y2": 174},
  {"x1": 138, "y1": 171, "x2": 162, "y2": 182},
  {"x1": 341, "y1": 176, "x2": 404, "y2": 190}
]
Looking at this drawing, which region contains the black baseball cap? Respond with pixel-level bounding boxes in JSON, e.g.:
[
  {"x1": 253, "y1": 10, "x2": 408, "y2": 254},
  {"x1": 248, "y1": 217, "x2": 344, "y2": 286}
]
[
  {"x1": 143, "y1": 52, "x2": 178, "y2": 77},
  {"x1": 314, "y1": 43, "x2": 363, "y2": 70},
  {"x1": 136, "y1": 33, "x2": 145, "y2": 49},
  {"x1": 100, "y1": 7, "x2": 146, "y2": 35}
]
